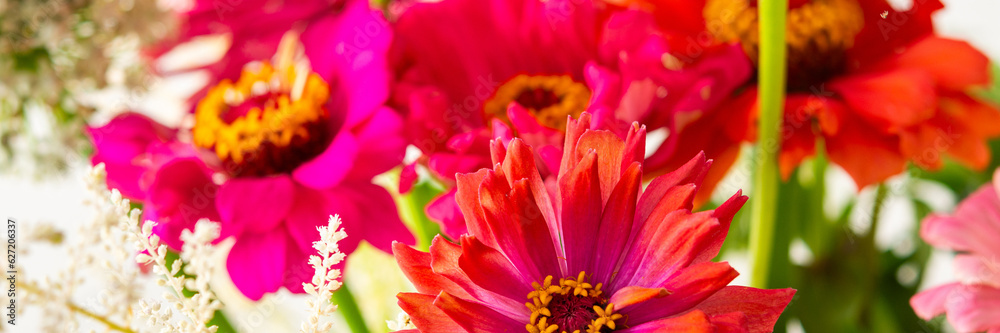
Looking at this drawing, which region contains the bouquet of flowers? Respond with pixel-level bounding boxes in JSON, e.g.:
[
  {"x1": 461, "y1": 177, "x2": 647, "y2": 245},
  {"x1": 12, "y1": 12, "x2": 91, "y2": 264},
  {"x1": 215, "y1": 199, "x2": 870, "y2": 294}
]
[{"x1": 5, "y1": 0, "x2": 1000, "y2": 332}]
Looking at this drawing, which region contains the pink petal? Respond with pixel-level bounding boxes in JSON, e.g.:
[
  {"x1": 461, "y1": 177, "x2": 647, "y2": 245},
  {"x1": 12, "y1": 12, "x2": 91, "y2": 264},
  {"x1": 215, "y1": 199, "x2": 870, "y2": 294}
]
[
  {"x1": 216, "y1": 175, "x2": 294, "y2": 235},
  {"x1": 944, "y1": 284, "x2": 1000, "y2": 332},
  {"x1": 954, "y1": 254, "x2": 1000, "y2": 288},
  {"x1": 399, "y1": 162, "x2": 418, "y2": 194},
  {"x1": 145, "y1": 157, "x2": 220, "y2": 249},
  {"x1": 343, "y1": 182, "x2": 415, "y2": 252},
  {"x1": 301, "y1": 0, "x2": 391, "y2": 127},
  {"x1": 911, "y1": 283, "x2": 960, "y2": 320},
  {"x1": 87, "y1": 112, "x2": 176, "y2": 199},
  {"x1": 920, "y1": 186, "x2": 1000, "y2": 257},
  {"x1": 226, "y1": 230, "x2": 287, "y2": 301},
  {"x1": 285, "y1": 185, "x2": 363, "y2": 256},
  {"x1": 347, "y1": 106, "x2": 407, "y2": 180},
  {"x1": 426, "y1": 189, "x2": 469, "y2": 238},
  {"x1": 292, "y1": 131, "x2": 359, "y2": 190}
]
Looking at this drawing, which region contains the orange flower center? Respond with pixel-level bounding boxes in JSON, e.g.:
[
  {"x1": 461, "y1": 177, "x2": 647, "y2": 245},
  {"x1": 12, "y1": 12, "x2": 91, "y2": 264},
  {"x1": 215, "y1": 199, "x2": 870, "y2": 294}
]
[
  {"x1": 704, "y1": 0, "x2": 864, "y2": 90},
  {"x1": 525, "y1": 271, "x2": 623, "y2": 333},
  {"x1": 193, "y1": 62, "x2": 331, "y2": 177},
  {"x1": 485, "y1": 75, "x2": 591, "y2": 131}
]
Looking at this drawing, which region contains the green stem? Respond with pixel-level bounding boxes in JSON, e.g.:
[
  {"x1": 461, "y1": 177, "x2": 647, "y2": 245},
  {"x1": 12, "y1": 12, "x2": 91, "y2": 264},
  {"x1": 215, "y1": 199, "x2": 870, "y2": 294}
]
[
  {"x1": 332, "y1": 284, "x2": 370, "y2": 333},
  {"x1": 865, "y1": 184, "x2": 889, "y2": 244},
  {"x1": 749, "y1": 0, "x2": 788, "y2": 289},
  {"x1": 402, "y1": 182, "x2": 443, "y2": 251}
]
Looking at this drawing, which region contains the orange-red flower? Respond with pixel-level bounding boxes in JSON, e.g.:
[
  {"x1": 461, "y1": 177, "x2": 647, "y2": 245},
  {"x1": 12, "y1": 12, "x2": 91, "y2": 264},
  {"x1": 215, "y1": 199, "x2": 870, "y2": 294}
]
[
  {"x1": 629, "y1": 0, "x2": 1000, "y2": 189},
  {"x1": 392, "y1": 113, "x2": 794, "y2": 332}
]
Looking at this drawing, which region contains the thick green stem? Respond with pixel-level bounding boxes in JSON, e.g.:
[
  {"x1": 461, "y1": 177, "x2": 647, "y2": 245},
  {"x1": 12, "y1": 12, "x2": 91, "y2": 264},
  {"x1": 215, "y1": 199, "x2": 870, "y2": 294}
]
[
  {"x1": 332, "y1": 284, "x2": 370, "y2": 333},
  {"x1": 749, "y1": 0, "x2": 788, "y2": 289}
]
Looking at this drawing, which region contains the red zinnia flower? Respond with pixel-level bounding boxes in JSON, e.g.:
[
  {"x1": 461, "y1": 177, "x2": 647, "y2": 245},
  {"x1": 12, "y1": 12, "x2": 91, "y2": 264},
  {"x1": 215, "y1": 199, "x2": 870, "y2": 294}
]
[
  {"x1": 390, "y1": 0, "x2": 753, "y2": 236},
  {"x1": 631, "y1": 0, "x2": 1000, "y2": 189},
  {"x1": 392, "y1": 113, "x2": 795, "y2": 332}
]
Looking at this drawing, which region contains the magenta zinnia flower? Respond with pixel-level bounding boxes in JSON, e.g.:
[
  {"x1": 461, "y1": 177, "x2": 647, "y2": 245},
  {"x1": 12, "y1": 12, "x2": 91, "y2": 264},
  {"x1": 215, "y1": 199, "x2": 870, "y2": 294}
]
[
  {"x1": 392, "y1": 114, "x2": 794, "y2": 332},
  {"x1": 89, "y1": 26, "x2": 412, "y2": 300},
  {"x1": 911, "y1": 169, "x2": 1000, "y2": 332},
  {"x1": 157, "y1": 0, "x2": 390, "y2": 107},
  {"x1": 390, "y1": 0, "x2": 752, "y2": 236}
]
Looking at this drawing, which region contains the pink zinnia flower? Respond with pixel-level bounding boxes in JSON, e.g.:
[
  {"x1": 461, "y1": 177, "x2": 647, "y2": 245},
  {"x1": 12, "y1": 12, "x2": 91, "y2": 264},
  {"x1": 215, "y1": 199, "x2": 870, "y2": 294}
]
[
  {"x1": 911, "y1": 169, "x2": 1000, "y2": 332},
  {"x1": 157, "y1": 0, "x2": 390, "y2": 107},
  {"x1": 389, "y1": 0, "x2": 752, "y2": 237},
  {"x1": 392, "y1": 114, "x2": 795, "y2": 332},
  {"x1": 89, "y1": 25, "x2": 413, "y2": 300}
]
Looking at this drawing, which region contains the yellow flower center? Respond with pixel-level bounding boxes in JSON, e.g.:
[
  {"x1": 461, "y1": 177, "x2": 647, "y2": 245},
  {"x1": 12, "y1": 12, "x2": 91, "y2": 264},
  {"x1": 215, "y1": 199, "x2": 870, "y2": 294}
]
[
  {"x1": 704, "y1": 0, "x2": 863, "y2": 90},
  {"x1": 525, "y1": 271, "x2": 623, "y2": 333},
  {"x1": 193, "y1": 62, "x2": 331, "y2": 177},
  {"x1": 484, "y1": 75, "x2": 591, "y2": 131}
]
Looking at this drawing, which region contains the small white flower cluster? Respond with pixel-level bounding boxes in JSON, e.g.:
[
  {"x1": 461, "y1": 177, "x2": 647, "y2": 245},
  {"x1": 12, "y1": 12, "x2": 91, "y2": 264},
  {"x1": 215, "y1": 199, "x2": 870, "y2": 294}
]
[
  {"x1": 387, "y1": 311, "x2": 416, "y2": 331},
  {"x1": 111, "y1": 197, "x2": 222, "y2": 332},
  {"x1": 128, "y1": 220, "x2": 222, "y2": 333},
  {"x1": 300, "y1": 215, "x2": 349, "y2": 333},
  {"x1": 22, "y1": 163, "x2": 224, "y2": 333},
  {"x1": 20, "y1": 163, "x2": 143, "y2": 332}
]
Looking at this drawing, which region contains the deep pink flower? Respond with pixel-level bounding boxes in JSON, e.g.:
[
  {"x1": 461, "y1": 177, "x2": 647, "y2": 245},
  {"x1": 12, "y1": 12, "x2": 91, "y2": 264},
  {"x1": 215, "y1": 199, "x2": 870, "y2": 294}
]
[
  {"x1": 389, "y1": 0, "x2": 752, "y2": 237},
  {"x1": 157, "y1": 0, "x2": 391, "y2": 109},
  {"x1": 89, "y1": 6, "x2": 412, "y2": 300},
  {"x1": 911, "y1": 169, "x2": 1000, "y2": 332},
  {"x1": 392, "y1": 114, "x2": 794, "y2": 332}
]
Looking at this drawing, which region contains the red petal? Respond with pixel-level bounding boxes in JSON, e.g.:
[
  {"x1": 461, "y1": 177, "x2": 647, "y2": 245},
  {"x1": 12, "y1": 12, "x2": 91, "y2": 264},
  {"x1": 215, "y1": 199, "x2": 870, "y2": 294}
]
[
  {"x1": 829, "y1": 69, "x2": 936, "y2": 131},
  {"x1": 501, "y1": 139, "x2": 559, "y2": 233},
  {"x1": 457, "y1": 236, "x2": 533, "y2": 311},
  {"x1": 434, "y1": 291, "x2": 526, "y2": 333},
  {"x1": 398, "y1": 293, "x2": 465, "y2": 332},
  {"x1": 575, "y1": 130, "x2": 627, "y2": 204},
  {"x1": 893, "y1": 37, "x2": 991, "y2": 90},
  {"x1": 478, "y1": 173, "x2": 560, "y2": 280},
  {"x1": 431, "y1": 237, "x2": 527, "y2": 319},
  {"x1": 825, "y1": 110, "x2": 906, "y2": 189},
  {"x1": 621, "y1": 261, "x2": 738, "y2": 324},
  {"x1": 393, "y1": 240, "x2": 472, "y2": 299},
  {"x1": 559, "y1": 112, "x2": 594, "y2": 178},
  {"x1": 558, "y1": 150, "x2": 604, "y2": 274},
  {"x1": 693, "y1": 191, "x2": 748, "y2": 264},
  {"x1": 635, "y1": 152, "x2": 709, "y2": 225},
  {"x1": 693, "y1": 286, "x2": 796, "y2": 333},
  {"x1": 618, "y1": 309, "x2": 714, "y2": 333},
  {"x1": 455, "y1": 169, "x2": 495, "y2": 247},
  {"x1": 613, "y1": 210, "x2": 721, "y2": 290},
  {"x1": 609, "y1": 286, "x2": 670, "y2": 313},
  {"x1": 593, "y1": 162, "x2": 642, "y2": 284}
]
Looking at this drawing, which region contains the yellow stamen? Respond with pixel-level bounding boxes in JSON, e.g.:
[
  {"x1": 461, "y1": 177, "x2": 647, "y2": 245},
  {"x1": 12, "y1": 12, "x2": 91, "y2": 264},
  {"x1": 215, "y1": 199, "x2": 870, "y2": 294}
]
[
  {"x1": 704, "y1": 0, "x2": 863, "y2": 89},
  {"x1": 525, "y1": 271, "x2": 622, "y2": 333},
  {"x1": 192, "y1": 61, "x2": 330, "y2": 175},
  {"x1": 704, "y1": 0, "x2": 863, "y2": 63},
  {"x1": 484, "y1": 74, "x2": 591, "y2": 131}
]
